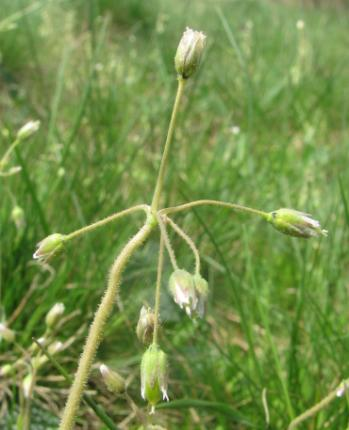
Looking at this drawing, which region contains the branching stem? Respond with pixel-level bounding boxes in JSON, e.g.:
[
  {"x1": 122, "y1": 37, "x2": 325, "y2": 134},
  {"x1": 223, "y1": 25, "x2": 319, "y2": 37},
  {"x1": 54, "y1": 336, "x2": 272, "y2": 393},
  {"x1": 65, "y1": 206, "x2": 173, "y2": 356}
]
[
  {"x1": 161, "y1": 200, "x2": 269, "y2": 219},
  {"x1": 157, "y1": 214, "x2": 178, "y2": 270},
  {"x1": 151, "y1": 78, "x2": 186, "y2": 211},
  {"x1": 165, "y1": 215, "x2": 201, "y2": 274},
  {"x1": 65, "y1": 205, "x2": 149, "y2": 241},
  {"x1": 153, "y1": 235, "x2": 164, "y2": 345}
]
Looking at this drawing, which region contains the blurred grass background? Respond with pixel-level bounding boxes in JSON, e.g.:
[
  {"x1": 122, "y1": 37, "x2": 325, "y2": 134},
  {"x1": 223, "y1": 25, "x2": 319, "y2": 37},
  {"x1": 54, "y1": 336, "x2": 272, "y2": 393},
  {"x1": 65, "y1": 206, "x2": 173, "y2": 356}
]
[{"x1": 1, "y1": 0, "x2": 349, "y2": 428}]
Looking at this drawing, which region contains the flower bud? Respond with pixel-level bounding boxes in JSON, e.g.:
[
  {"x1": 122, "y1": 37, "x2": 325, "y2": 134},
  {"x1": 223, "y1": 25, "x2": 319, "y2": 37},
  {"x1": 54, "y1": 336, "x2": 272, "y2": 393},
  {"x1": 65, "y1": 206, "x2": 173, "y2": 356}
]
[
  {"x1": 141, "y1": 345, "x2": 169, "y2": 412},
  {"x1": 193, "y1": 274, "x2": 209, "y2": 318},
  {"x1": 169, "y1": 269, "x2": 197, "y2": 317},
  {"x1": 45, "y1": 303, "x2": 65, "y2": 329},
  {"x1": 33, "y1": 233, "x2": 66, "y2": 262},
  {"x1": 0, "y1": 322, "x2": 15, "y2": 343},
  {"x1": 99, "y1": 364, "x2": 126, "y2": 395},
  {"x1": 0, "y1": 364, "x2": 14, "y2": 377},
  {"x1": 17, "y1": 120, "x2": 40, "y2": 141},
  {"x1": 136, "y1": 306, "x2": 156, "y2": 345},
  {"x1": 11, "y1": 205, "x2": 25, "y2": 230},
  {"x1": 22, "y1": 373, "x2": 33, "y2": 398},
  {"x1": 267, "y1": 208, "x2": 328, "y2": 239},
  {"x1": 175, "y1": 27, "x2": 206, "y2": 79}
]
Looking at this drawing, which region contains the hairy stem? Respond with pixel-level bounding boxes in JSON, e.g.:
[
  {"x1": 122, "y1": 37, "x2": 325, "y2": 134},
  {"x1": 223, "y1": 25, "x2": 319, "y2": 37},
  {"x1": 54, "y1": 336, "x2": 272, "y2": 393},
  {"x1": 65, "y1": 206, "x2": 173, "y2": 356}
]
[
  {"x1": 65, "y1": 205, "x2": 149, "y2": 241},
  {"x1": 151, "y1": 78, "x2": 186, "y2": 211},
  {"x1": 165, "y1": 215, "x2": 201, "y2": 274},
  {"x1": 287, "y1": 380, "x2": 349, "y2": 430},
  {"x1": 161, "y1": 199, "x2": 269, "y2": 219},
  {"x1": 59, "y1": 223, "x2": 153, "y2": 430},
  {"x1": 153, "y1": 235, "x2": 164, "y2": 345},
  {"x1": 157, "y1": 214, "x2": 178, "y2": 270}
]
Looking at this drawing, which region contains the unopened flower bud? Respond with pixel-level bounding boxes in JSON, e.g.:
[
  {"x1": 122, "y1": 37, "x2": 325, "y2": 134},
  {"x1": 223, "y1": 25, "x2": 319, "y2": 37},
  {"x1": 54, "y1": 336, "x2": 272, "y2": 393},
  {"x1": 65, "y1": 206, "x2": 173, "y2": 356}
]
[
  {"x1": 136, "y1": 306, "x2": 156, "y2": 345},
  {"x1": 141, "y1": 345, "x2": 169, "y2": 412},
  {"x1": 99, "y1": 364, "x2": 126, "y2": 394},
  {"x1": 169, "y1": 269, "x2": 197, "y2": 317},
  {"x1": 0, "y1": 364, "x2": 14, "y2": 377},
  {"x1": 17, "y1": 120, "x2": 40, "y2": 141},
  {"x1": 11, "y1": 205, "x2": 25, "y2": 230},
  {"x1": 175, "y1": 27, "x2": 206, "y2": 79},
  {"x1": 0, "y1": 322, "x2": 15, "y2": 343},
  {"x1": 45, "y1": 303, "x2": 65, "y2": 329},
  {"x1": 33, "y1": 233, "x2": 66, "y2": 262},
  {"x1": 267, "y1": 208, "x2": 328, "y2": 239},
  {"x1": 29, "y1": 336, "x2": 46, "y2": 353},
  {"x1": 22, "y1": 373, "x2": 33, "y2": 398},
  {"x1": 193, "y1": 274, "x2": 209, "y2": 318}
]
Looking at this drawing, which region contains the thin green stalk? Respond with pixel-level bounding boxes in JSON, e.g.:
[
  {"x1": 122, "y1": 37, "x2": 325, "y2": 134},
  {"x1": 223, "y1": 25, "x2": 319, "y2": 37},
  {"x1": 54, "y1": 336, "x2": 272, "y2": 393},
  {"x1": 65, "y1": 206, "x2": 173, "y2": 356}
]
[
  {"x1": 151, "y1": 78, "x2": 186, "y2": 211},
  {"x1": 152, "y1": 235, "x2": 164, "y2": 345},
  {"x1": 287, "y1": 380, "x2": 349, "y2": 430},
  {"x1": 0, "y1": 139, "x2": 21, "y2": 166},
  {"x1": 161, "y1": 199, "x2": 269, "y2": 219},
  {"x1": 65, "y1": 204, "x2": 149, "y2": 241},
  {"x1": 59, "y1": 222, "x2": 153, "y2": 430},
  {"x1": 157, "y1": 214, "x2": 178, "y2": 270},
  {"x1": 165, "y1": 215, "x2": 201, "y2": 274}
]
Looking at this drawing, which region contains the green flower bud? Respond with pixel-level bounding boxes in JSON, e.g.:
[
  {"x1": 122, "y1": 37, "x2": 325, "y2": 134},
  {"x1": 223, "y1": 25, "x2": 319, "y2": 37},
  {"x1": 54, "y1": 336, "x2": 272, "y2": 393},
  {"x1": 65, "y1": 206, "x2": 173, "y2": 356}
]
[
  {"x1": 0, "y1": 322, "x2": 15, "y2": 343},
  {"x1": 11, "y1": 205, "x2": 25, "y2": 230},
  {"x1": 33, "y1": 233, "x2": 66, "y2": 262},
  {"x1": 22, "y1": 373, "x2": 33, "y2": 398},
  {"x1": 45, "y1": 303, "x2": 65, "y2": 329},
  {"x1": 17, "y1": 120, "x2": 40, "y2": 141},
  {"x1": 136, "y1": 306, "x2": 156, "y2": 345},
  {"x1": 0, "y1": 364, "x2": 14, "y2": 377},
  {"x1": 99, "y1": 364, "x2": 126, "y2": 394},
  {"x1": 141, "y1": 345, "x2": 169, "y2": 413},
  {"x1": 193, "y1": 274, "x2": 209, "y2": 318},
  {"x1": 169, "y1": 269, "x2": 197, "y2": 317},
  {"x1": 267, "y1": 208, "x2": 328, "y2": 239},
  {"x1": 175, "y1": 27, "x2": 206, "y2": 79}
]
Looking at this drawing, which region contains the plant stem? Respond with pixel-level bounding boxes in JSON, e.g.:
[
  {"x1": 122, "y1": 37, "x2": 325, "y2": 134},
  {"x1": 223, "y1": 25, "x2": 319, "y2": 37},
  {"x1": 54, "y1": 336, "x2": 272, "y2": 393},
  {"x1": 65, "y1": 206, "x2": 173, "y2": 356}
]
[
  {"x1": 153, "y1": 235, "x2": 164, "y2": 345},
  {"x1": 287, "y1": 379, "x2": 349, "y2": 430},
  {"x1": 65, "y1": 204, "x2": 149, "y2": 241},
  {"x1": 59, "y1": 223, "x2": 153, "y2": 430},
  {"x1": 157, "y1": 214, "x2": 178, "y2": 270},
  {"x1": 165, "y1": 215, "x2": 201, "y2": 274},
  {"x1": 161, "y1": 199, "x2": 269, "y2": 219},
  {"x1": 151, "y1": 78, "x2": 186, "y2": 211},
  {"x1": 0, "y1": 138, "x2": 20, "y2": 166}
]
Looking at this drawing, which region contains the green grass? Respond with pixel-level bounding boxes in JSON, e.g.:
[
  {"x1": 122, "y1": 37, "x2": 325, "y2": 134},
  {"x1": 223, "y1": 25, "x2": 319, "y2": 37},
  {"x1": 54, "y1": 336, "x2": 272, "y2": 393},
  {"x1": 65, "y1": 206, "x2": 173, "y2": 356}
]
[{"x1": 1, "y1": 0, "x2": 349, "y2": 428}]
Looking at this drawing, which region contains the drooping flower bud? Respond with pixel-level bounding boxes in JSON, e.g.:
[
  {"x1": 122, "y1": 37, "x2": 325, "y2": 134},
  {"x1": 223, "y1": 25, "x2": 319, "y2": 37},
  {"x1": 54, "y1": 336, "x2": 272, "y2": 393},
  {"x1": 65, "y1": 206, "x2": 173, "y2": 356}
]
[
  {"x1": 136, "y1": 306, "x2": 156, "y2": 345},
  {"x1": 22, "y1": 373, "x2": 33, "y2": 398},
  {"x1": 0, "y1": 364, "x2": 14, "y2": 377},
  {"x1": 175, "y1": 28, "x2": 206, "y2": 79},
  {"x1": 169, "y1": 269, "x2": 197, "y2": 317},
  {"x1": 45, "y1": 303, "x2": 65, "y2": 329},
  {"x1": 192, "y1": 274, "x2": 209, "y2": 318},
  {"x1": 141, "y1": 345, "x2": 169, "y2": 413},
  {"x1": 267, "y1": 208, "x2": 328, "y2": 239},
  {"x1": 0, "y1": 322, "x2": 15, "y2": 343},
  {"x1": 17, "y1": 120, "x2": 40, "y2": 141},
  {"x1": 99, "y1": 364, "x2": 126, "y2": 395},
  {"x1": 11, "y1": 205, "x2": 25, "y2": 230},
  {"x1": 33, "y1": 233, "x2": 66, "y2": 262}
]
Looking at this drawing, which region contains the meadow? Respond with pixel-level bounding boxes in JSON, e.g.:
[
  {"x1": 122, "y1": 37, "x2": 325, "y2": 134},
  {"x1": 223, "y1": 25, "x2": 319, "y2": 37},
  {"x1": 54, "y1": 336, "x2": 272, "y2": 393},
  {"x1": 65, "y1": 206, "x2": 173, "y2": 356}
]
[{"x1": 1, "y1": 0, "x2": 349, "y2": 428}]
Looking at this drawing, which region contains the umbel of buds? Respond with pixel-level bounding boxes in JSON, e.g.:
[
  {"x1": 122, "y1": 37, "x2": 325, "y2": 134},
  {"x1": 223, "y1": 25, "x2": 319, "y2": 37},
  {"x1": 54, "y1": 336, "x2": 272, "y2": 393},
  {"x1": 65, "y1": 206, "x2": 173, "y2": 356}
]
[
  {"x1": 33, "y1": 233, "x2": 66, "y2": 262},
  {"x1": 16, "y1": 120, "x2": 40, "y2": 141},
  {"x1": 0, "y1": 322, "x2": 15, "y2": 343},
  {"x1": 175, "y1": 27, "x2": 206, "y2": 79},
  {"x1": 100, "y1": 364, "x2": 126, "y2": 395},
  {"x1": 141, "y1": 345, "x2": 169, "y2": 412},
  {"x1": 136, "y1": 306, "x2": 156, "y2": 345},
  {"x1": 46, "y1": 303, "x2": 65, "y2": 329},
  {"x1": 267, "y1": 208, "x2": 328, "y2": 239}
]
